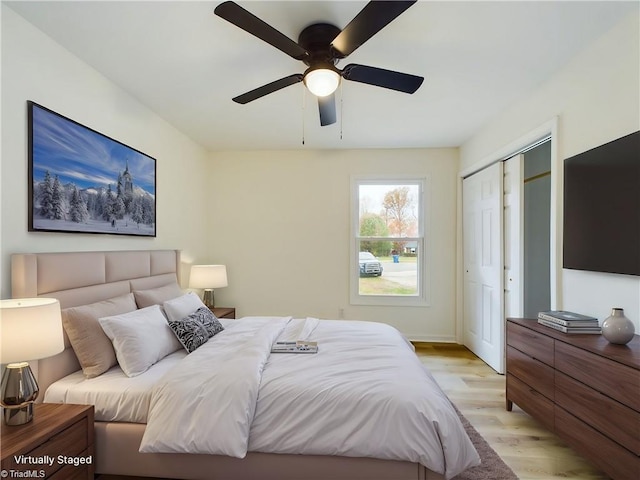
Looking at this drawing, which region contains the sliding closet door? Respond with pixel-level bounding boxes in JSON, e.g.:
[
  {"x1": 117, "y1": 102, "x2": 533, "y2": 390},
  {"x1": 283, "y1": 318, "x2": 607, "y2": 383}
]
[
  {"x1": 463, "y1": 162, "x2": 504, "y2": 373},
  {"x1": 504, "y1": 154, "x2": 524, "y2": 319}
]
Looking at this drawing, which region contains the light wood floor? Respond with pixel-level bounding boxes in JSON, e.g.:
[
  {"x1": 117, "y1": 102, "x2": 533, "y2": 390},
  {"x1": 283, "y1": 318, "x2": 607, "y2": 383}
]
[{"x1": 415, "y1": 343, "x2": 610, "y2": 480}]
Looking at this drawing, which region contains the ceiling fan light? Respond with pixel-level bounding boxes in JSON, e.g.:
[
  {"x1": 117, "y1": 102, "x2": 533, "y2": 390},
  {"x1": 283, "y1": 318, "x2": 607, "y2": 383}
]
[{"x1": 304, "y1": 68, "x2": 340, "y2": 97}]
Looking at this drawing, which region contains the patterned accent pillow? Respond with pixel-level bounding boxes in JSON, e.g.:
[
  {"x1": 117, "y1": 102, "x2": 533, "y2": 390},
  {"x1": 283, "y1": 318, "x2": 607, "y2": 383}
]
[
  {"x1": 168, "y1": 307, "x2": 225, "y2": 353},
  {"x1": 168, "y1": 317, "x2": 210, "y2": 353},
  {"x1": 191, "y1": 307, "x2": 225, "y2": 338}
]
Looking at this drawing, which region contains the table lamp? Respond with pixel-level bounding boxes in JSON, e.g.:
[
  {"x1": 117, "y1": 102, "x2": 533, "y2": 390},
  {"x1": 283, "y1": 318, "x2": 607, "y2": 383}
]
[
  {"x1": 0, "y1": 298, "x2": 64, "y2": 425},
  {"x1": 189, "y1": 265, "x2": 228, "y2": 309}
]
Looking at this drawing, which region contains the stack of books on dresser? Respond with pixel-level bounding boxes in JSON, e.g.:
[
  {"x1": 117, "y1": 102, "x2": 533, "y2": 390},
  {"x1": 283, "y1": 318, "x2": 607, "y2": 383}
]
[{"x1": 537, "y1": 310, "x2": 601, "y2": 334}]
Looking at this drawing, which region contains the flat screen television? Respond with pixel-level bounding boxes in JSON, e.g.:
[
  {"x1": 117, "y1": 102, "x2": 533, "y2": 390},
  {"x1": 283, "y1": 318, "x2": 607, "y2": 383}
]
[{"x1": 563, "y1": 130, "x2": 640, "y2": 276}]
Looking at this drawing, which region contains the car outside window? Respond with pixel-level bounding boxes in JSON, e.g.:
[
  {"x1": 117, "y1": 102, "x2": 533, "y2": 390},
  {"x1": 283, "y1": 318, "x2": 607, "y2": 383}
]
[{"x1": 359, "y1": 252, "x2": 383, "y2": 277}]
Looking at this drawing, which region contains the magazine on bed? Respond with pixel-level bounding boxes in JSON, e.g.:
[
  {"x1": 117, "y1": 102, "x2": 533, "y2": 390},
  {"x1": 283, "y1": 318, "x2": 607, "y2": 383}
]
[{"x1": 271, "y1": 341, "x2": 318, "y2": 354}]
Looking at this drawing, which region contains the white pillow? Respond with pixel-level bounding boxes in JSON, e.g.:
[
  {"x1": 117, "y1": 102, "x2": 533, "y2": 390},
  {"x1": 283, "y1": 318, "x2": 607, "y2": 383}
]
[
  {"x1": 98, "y1": 305, "x2": 182, "y2": 377},
  {"x1": 163, "y1": 292, "x2": 207, "y2": 322}
]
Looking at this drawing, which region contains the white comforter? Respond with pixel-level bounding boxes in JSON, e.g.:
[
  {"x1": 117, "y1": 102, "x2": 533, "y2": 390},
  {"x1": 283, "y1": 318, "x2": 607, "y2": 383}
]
[{"x1": 140, "y1": 317, "x2": 480, "y2": 479}]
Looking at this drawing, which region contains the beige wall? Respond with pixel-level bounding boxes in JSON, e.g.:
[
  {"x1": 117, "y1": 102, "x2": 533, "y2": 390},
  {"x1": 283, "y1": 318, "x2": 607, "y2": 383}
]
[
  {"x1": 0, "y1": 5, "x2": 211, "y2": 297},
  {"x1": 459, "y1": 11, "x2": 640, "y2": 330},
  {"x1": 208, "y1": 148, "x2": 460, "y2": 341}
]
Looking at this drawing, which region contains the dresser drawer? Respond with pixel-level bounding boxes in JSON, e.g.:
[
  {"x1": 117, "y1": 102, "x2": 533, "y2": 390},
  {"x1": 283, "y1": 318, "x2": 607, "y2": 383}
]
[
  {"x1": 555, "y1": 341, "x2": 640, "y2": 411},
  {"x1": 506, "y1": 345, "x2": 554, "y2": 400},
  {"x1": 555, "y1": 406, "x2": 640, "y2": 480},
  {"x1": 507, "y1": 374, "x2": 554, "y2": 432},
  {"x1": 556, "y1": 371, "x2": 640, "y2": 456},
  {"x1": 507, "y1": 322, "x2": 554, "y2": 366}
]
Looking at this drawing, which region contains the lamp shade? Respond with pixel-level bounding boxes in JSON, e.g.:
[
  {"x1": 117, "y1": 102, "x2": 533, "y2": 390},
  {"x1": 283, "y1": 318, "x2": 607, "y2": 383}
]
[
  {"x1": 1, "y1": 298, "x2": 64, "y2": 364},
  {"x1": 189, "y1": 265, "x2": 228, "y2": 289}
]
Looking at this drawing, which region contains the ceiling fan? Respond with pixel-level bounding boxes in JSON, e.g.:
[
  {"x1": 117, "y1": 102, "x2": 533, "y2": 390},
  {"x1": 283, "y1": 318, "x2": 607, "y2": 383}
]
[{"x1": 214, "y1": 0, "x2": 424, "y2": 126}]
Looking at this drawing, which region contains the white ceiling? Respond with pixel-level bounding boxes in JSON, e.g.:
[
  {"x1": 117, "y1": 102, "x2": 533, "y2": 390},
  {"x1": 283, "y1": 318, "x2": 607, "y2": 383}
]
[{"x1": 6, "y1": 1, "x2": 638, "y2": 151}]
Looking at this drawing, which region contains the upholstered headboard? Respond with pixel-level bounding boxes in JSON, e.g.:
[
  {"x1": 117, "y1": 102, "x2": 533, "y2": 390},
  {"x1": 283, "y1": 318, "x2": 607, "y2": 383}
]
[{"x1": 11, "y1": 249, "x2": 181, "y2": 399}]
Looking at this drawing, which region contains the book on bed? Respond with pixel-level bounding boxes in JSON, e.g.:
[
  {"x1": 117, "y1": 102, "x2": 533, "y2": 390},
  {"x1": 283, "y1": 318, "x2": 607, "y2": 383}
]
[{"x1": 271, "y1": 341, "x2": 318, "y2": 354}]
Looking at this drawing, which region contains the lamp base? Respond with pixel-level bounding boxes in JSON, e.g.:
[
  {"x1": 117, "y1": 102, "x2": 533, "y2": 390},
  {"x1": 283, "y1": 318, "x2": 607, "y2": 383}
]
[
  {"x1": 3, "y1": 403, "x2": 34, "y2": 426},
  {"x1": 202, "y1": 289, "x2": 215, "y2": 309},
  {"x1": 1, "y1": 362, "x2": 39, "y2": 425}
]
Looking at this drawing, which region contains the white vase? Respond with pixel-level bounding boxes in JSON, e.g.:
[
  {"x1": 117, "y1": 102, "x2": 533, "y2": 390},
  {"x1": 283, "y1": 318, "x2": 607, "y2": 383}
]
[{"x1": 601, "y1": 308, "x2": 635, "y2": 345}]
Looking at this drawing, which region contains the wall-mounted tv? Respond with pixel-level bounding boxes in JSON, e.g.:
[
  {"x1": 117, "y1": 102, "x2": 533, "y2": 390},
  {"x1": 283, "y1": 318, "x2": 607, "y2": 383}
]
[{"x1": 563, "y1": 130, "x2": 639, "y2": 276}]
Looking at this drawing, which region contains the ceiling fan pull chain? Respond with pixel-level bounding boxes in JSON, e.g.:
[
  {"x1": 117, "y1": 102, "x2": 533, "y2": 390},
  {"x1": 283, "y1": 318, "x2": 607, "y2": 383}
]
[
  {"x1": 339, "y1": 81, "x2": 343, "y2": 140},
  {"x1": 301, "y1": 86, "x2": 306, "y2": 145}
]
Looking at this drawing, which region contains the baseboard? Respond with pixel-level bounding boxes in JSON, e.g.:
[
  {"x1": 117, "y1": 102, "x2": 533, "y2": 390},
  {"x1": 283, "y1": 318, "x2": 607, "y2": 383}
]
[
  {"x1": 407, "y1": 334, "x2": 457, "y2": 344},
  {"x1": 411, "y1": 341, "x2": 465, "y2": 349}
]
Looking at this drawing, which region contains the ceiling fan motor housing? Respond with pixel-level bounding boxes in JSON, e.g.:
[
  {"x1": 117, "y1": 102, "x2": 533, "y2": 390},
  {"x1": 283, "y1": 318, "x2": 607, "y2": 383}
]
[{"x1": 298, "y1": 23, "x2": 344, "y2": 67}]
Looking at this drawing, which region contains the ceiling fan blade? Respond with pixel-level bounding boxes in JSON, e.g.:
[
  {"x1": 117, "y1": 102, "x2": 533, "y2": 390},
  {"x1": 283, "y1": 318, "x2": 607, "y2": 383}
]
[
  {"x1": 331, "y1": 1, "x2": 417, "y2": 57},
  {"x1": 232, "y1": 74, "x2": 303, "y2": 104},
  {"x1": 318, "y1": 93, "x2": 337, "y2": 126},
  {"x1": 214, "y1": 1, "x2": 308, "y2": 60},
  {"x1": 342, "y1": 64, "x2": 423, "y2": 94}
]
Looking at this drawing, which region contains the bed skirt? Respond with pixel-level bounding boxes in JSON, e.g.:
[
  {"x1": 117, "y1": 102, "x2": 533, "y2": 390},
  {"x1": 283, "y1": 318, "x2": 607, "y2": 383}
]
[{"x1": 95, "y1": 421, "x2": 443, "y2": 480}]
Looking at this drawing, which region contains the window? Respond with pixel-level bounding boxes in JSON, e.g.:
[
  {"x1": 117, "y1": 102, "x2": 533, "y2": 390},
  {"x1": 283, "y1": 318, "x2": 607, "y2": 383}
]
[{"x1": 351, "y1": 177, "x2": 429, "y2": 306}]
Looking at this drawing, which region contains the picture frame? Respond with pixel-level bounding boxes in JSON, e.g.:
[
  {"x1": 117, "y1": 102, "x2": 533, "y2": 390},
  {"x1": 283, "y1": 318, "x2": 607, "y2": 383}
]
[{"x1": 28, "y1": 101, "x2": 156, "y2": 237}]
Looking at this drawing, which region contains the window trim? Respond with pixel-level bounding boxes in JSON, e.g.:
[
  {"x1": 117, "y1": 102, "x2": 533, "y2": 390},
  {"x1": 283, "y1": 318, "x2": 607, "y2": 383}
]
[{"x1": 350, "y1": 175, "x2": 431, "y2": 307}]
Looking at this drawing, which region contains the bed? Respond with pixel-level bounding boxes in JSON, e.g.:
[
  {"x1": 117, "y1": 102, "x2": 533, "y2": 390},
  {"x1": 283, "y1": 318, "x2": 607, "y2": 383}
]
[{"x1": 10, "y1": 249, "x2": 479, "y2": 480}]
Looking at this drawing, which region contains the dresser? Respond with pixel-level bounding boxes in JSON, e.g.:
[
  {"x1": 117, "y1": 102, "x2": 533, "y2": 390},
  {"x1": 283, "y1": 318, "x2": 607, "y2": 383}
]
[
  {"x1": 506, "y1": 318, "x2": 640, "y2": 480},
  {"x1": 1, "y1": 403, "x2": 94, "y2": 480}
]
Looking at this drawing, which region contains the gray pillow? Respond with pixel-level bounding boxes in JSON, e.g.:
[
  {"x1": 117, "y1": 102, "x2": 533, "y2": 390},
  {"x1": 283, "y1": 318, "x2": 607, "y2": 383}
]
[
  {"x1": 62, "y1": 293, "x2": 138, "y2": 378},
  {"x1": 133, "y1": 282, "x2": 183, "y2": 308}
]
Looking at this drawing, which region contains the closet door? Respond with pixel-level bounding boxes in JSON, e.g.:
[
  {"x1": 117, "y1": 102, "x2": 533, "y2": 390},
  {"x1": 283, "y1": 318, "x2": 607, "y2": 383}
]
[
  {"x1": 504, "y1": 154, "x2": 524, "y2": 320},
  {"x1": 463, "y1": 162, "x2": 504, "y2": 373}
]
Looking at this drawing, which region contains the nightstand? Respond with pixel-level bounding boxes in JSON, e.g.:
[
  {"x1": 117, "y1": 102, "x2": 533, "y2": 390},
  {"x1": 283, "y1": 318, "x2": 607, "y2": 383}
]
[
  {"x1": 211, "y1": 307, "x2": 235, "y2": 319},
  {"x1": 1, "y1": 403, "x2": 94, "y2": 480}
]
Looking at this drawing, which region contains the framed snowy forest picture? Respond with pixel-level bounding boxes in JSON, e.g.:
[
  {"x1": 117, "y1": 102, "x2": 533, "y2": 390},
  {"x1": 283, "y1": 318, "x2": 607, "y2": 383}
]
[{"x1": 28, "y1": 101, "x2": 156, "y2": 237}]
